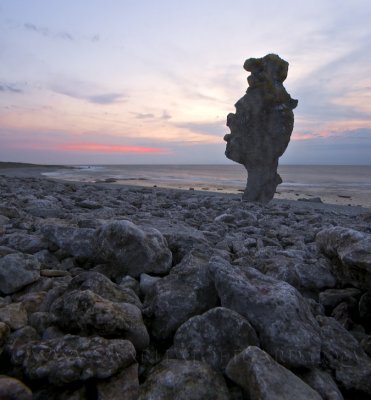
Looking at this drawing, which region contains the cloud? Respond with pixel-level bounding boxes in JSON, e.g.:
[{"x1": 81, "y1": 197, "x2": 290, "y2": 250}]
[
  {"x1": 52, "y1": 85, "x2": 126, "y2": 105},
  {"x1": 161, "y1": 110, "x2": 172, "y2": 120},
  {"x1": 282, "y1": 128, "x2": 371, "y2": 164},
  {"x1": 88, "y1": 93, "x2": 125, "y2": 105},
  {"x1": 90, "y1": 34, "x2": 100, "y2": 43},
  {"x1": 176, "y1": 121, "x2": 226, "y2": 137},
  {"x1": 24, "y1": 22, "x2": 49, "y2": 36},
  {"x1": 60, "y1": 143, "x2": 168, "y2": 154},
  {"x1": 133, "y1": 113, "x2": 155, "y2": 119},
  {"x1": 24, "y1": 22, "x2": 74, "y2": 41},
  {"x1": 0, "y1": 84, "x2": 23, "y2": 94}
]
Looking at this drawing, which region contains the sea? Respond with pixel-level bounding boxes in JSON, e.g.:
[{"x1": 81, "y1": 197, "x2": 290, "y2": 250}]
[{"x1": 42, "y1": 164, "x2": 371, "y2": 192}]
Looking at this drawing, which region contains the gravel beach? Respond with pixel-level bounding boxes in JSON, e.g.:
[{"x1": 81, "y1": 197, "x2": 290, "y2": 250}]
[{"x1": 0, "y1": 165, "x2": 371, "y2": 399}]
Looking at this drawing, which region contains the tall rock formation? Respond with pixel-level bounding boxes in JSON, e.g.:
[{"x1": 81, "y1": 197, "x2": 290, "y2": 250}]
[{"x1": 224, "y1": 54, "x2": 298, "y2": 202}]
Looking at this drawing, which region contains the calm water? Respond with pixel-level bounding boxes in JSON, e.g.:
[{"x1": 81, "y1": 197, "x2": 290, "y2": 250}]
[{"x1": 43, "y1": 164, "x2": 371, "y2": 190}]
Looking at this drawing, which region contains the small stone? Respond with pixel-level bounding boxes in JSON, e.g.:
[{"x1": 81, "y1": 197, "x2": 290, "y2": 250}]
[
  {"x1": 0, "y1": 302, "x2": 28, "y2": 330},
  {"x1": 40, "y1": 269, "x2": 70, "y2": 277}
]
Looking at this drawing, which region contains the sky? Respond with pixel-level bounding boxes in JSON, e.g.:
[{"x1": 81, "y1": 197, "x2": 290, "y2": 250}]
[{"x1": 1, "y1": 0, "x2": 371, "y2": 165}]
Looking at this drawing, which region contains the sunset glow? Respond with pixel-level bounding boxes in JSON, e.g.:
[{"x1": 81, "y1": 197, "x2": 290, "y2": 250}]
[{"x1": 61, "y1": 143, "x2": 168, "y2": 154}]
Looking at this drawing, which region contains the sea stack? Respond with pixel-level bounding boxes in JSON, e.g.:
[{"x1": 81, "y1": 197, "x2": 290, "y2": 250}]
[{"x1": 224, "y1": 54, "x2": 298, "y2": 203}]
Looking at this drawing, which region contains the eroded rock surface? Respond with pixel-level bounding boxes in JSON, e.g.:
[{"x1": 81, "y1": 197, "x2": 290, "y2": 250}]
[
  {"x1": 224, "y1": 53, "x2": 298, "y2": 202},
  {"x1": 13, "y1": 335, "x2": 136, "y2": 385},
  {"x1": 50, "y1": 289, "x2": 149, "y2": 350}
]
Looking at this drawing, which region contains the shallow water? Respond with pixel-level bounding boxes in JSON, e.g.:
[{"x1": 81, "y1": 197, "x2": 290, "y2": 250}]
[{"x1": 42, "y1": 164, "x2": 371, "y2": 190}]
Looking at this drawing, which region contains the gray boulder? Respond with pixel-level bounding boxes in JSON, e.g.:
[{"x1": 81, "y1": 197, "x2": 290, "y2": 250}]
[
  {"x1": 13, "y1": 335, "x2": 136, "y2": 385},
  {"x1": 316, "y1": 227, "x2": 371, "y2": 288},
  {"x1": 0, "y1": 233, "x2": 48, "y2": 254},
  {"x1": 208, "y1": 257, "x2": 321, "y2": 368},
  {"x1": 254, "y1": 249, "x2": 336, "y2": 292},
  {"x1": 299, "y1": 368, "x2": 344, "y2": 400},
  {"x1": 0, "y1": 253, "x2": 40, "y2": 294},
  {"x1": 24, "y1": 198, "x2": 63, "y2": 218},
  {"x1": 167, "y1": 307, "x2": 259, "y2": 371},
  {"x1": 50, "y1": 289, "x2": 149, "y2": 350},
  {"x1": 226, "y1": 346, "x2": 321, "y2": 400},
  {"x1": 41, "y1": 225, "x2": 95, "y2": 259},
  {"x1": 67, "y1": 271, "x2": 142, "y2": 308},
  {"x1": 94, "y1": 220, "x2": 172, "y2": 279},
  {"x1": 317, "y1": 315, "x2": 371, "y2": 395},
  {"x1": 138, "y1": 359, "x2": 230, "y2": 400},
  {"x1": 143, "y1": 252, "x2": 218, "y2": 340}
]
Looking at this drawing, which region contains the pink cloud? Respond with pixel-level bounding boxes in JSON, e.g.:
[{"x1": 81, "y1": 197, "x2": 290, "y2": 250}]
[{"x1": 60, "y1": 143, "x2": 168, "y2": 154}]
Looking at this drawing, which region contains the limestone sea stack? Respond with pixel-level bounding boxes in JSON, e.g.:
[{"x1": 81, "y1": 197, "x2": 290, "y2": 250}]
[{"x1": 224, "y1": 53, "x2": 298, "y2": 203}]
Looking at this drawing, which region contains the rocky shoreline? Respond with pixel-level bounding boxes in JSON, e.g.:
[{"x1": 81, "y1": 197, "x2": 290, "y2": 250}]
[{"x1": 0, "y1": 173, "x2": 371, "y2": 399}]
